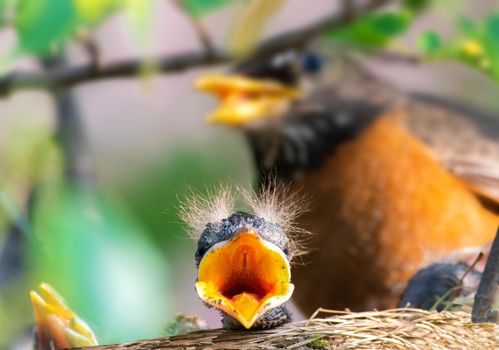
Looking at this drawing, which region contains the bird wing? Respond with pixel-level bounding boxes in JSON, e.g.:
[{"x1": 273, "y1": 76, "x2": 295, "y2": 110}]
[
  {"x1": 401, "y1": 94, "x2": 499, "y2": 209},
  {"x1": 252, "y1": 53, "x2": 499, "y2": 209},
  {"x1": 444, "y1": 158, "x2": 499, "y2": 209}
]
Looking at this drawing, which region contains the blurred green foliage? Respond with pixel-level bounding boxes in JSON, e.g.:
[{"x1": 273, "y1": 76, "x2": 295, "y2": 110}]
[
  {"x1": 419, "y1": 14, "x2": 499, "y2": 80},
  {"x1": 418, "y1": 31, "x2": 441, "y2": 55},
  {"x1": 0, "y1": 111, "x2": 252, "y2": 346},
  {"x1": 120, "y1": 134, "x2": 253, "y2": 257},
  {"x1": 227, "y1": 0, "x2": 286, "y2": 56},
  {"x1": 179, "y1": 0, "x2": 239, "y2": 18},
  {"x1": 0, "y1": 277, "x2": 33, "y2": 346},
  {"x1": 75, "y1": 0, "x2": 121, "y2": 24},
  {"x1": 16, "y1": 0, "x2": 76, "y2": 55},
  {"x1": 323, "y1": 0, "x2": 434, "y2": 49},
  {"x1": 2, "y1": 0, "x2": 150, "y2": 58},
  {"x1": 325, "y1": 11, "x2": 413, "y2": 48},
  {"x1": 402, "y1": 0, "x2": 430, "y2": 12},
  {"x1": 31, "y1": 182, "x2": 172, "y2": 344},
  {"x1": 0, "y1": 117, "x2": 57, "y2": 243}
]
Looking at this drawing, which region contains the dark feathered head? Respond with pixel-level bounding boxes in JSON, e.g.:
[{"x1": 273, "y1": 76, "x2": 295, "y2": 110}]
[{"x1": 195, "y1": 50, "x2": 322, "y2": 126}]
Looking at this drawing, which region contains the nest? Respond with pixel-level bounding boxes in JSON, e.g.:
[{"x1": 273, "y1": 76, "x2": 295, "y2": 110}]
[{"x1": 89, "y1": 308, "x2": 499, "y2": 350}]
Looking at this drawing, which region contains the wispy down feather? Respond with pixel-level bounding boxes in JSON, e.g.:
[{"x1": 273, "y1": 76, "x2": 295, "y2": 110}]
[
  {"x1": 179, "y1": 182, "x2": 310, "y2": 258},
  {"x1": 179, "y1": 186, "x2": 236, "y2": 239},
  {"x1": 242, "y1": 181, "x2": 311, "y2": 258}
]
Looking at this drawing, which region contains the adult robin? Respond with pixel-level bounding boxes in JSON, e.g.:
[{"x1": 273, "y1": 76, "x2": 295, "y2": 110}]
[{"x1": 195, "y1": 50, "x2": 499, "y2": 314}]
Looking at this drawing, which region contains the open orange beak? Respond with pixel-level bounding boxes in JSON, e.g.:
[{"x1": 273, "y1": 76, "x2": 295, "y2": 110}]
[
  {"x1": 195, "y1": 74, "x2": 301, "y2": 125},
  {"x1": 30, "y1": 283, "x2": 98, "y2": 349},
  {"x1": 195, "y1": 225, "x2": 294, "y2": 329}
]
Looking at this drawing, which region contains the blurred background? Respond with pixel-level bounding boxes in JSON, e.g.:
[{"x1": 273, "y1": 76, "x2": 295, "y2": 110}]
[{"x1": 1, "y1": 0, "x2": 499, "y2": 347}]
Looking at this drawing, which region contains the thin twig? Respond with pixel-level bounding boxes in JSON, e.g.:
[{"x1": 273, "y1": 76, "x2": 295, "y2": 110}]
[
  {"x1": 80, "y1": 36, "x2": 103, "y2": 71},
  {"x1": 0, "y1": 187, "x2": 39, "y2": 285},
  {"x1": 173, "y1": 0, "x2": 216, "y2": 57},
  {"x1": 373, "y1": 50, "x2": 423, "y2": 65},
  {"x1": 472, "y1": 226, "x2": 499, "y2": 323},
  {"x1": 0, "y1": 0, "x2": 391, "y2": 97},
  {"x1": 342, "y1": 0, "x2": 355, "y2": 21}
]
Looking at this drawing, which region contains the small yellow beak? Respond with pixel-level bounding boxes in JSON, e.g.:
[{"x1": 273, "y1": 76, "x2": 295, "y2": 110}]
[
  {"x1": 195, "y1": 74, "x2": 301, "y2": 125},
  {"x1": 195, "y1": 225, "x2": 293, "y2": 329},
  {"x1": 30, "y1": 283, "x2": 98, "y2": 349}
]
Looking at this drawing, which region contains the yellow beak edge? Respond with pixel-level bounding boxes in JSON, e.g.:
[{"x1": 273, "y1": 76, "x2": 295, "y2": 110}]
[
  {"x1": 195, "y1": 227, "x2": 294, "y2": 329},
  {"x1": 195, "y1": 74, "x2": 301, "y2": 126},
  {"x1": 30, "y1": 283, "x2": 98, "y2": 348}
]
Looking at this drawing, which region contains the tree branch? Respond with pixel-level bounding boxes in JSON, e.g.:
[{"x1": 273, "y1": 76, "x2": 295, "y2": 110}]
[
  {"x1": 40, "y1": 55, "x2": 95, "y2": 189},
  {"x1": 173, "y1": 0, "x2": 216, "y2": 57},
  {"x1": 0, "y1": 0, "x2": 390, "y2": 97},
  {"x1": 472, "y1": 226, "x2": 499, "y2": 323}
]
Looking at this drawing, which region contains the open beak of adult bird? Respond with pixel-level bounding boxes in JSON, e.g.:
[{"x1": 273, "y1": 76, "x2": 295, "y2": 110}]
[
  {"x1": 30, "y1": 283, "x2": 98, "y2": 349},
  {"x1": 195, "y1": 224, "x2": 294, "y2": 329},
  {"x1": 195, "y1": 74, "x2": 300, "y2": 125}
]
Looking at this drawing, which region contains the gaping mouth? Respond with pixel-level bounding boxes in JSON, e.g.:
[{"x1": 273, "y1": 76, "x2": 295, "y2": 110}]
[
  {"x1": 195, "y1": 225, "x2": 294, "y2": 329},
  {"x1": 195, "y1": 74, "x2": 301, "y2": 125},
  {"x1": 30, "y1": 283, "x2": 98, "y2": 348}
]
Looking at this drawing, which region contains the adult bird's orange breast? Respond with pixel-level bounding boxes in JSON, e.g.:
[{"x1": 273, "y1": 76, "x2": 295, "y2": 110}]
[{"x1": 291, "y1": 112, "x2": 498, "y2": 313}]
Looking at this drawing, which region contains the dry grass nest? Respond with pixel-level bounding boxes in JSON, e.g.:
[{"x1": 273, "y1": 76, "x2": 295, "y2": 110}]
[{"x1": 90, "y1": 308, "x2": 499, "y2": 350}]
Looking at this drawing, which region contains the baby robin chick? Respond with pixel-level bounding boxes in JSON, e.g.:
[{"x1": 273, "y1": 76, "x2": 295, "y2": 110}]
[{"x1": 180, "y1": 185, "x2": 307, "y2": 329}]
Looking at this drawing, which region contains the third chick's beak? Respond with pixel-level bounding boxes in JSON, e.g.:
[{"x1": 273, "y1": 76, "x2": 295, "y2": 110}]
[
  {"x1": 195, "y1": 74, "x2": 301, "y2": 126},
  {"x1": 195, "y1": 224, "x2": 293, "y2": 329},
  {"x1": 30, "y1": 283, "x2": 98, "y2": 349}
]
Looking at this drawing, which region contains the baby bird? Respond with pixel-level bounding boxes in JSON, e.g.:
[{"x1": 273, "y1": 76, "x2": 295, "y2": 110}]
[
  {"x1": 30, "y1": 283, "x2": 98, "y2": 350},
  {"x1": 181, "y1": 186, "x2": 307, "y2": 329}
]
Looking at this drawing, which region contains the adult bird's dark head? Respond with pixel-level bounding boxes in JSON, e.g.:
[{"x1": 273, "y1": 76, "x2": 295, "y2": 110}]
[
  {"x1": 180, "y1": 186, "x2": 307, "y2": 329},
  {"x1": 196, "y1": 51, "x2": 322, "y2": 127}
]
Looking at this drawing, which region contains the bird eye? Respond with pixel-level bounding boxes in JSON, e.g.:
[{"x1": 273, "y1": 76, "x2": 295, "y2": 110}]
[{"x1": 300, "y1": 51, "x2": 323, "y2": 74}]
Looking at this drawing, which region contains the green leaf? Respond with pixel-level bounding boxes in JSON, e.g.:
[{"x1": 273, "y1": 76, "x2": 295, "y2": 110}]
[
  {"x1": 418, "y1": 31, "x2": 441, "y2": 55},
  {"x1": 402, "y1": 0, "x2": 430, "y2": 12},
  {"x1": 122, "y1": 0, "x2": 154, "y2": 42},
  {"x1": 414, "y1": 13, "x2": 499, "y2": 81},
  {"x1": 326, "y1": 11, "x2": 412, "y2": 48},
  {"x1": 180, "y1": 0, "x2": 237, "y2": 18},
  {"x1": 15, "y1": 0, "x2": 77, "y2": 55},
  {"x1": 0, "y1": 0, "x2": 17, "y2": 27},
  {"x1": 483, "y1": 15, "x2": 499, "y2": 79},
  {"x1": 485, "y1": 14, "x2": 499, "y2": 39},
  {"x1": 74, "y1": 0, "x2": 120, "y2": 24},
  {"x1": 457, "y1": 17, "x2": 476, "y2": 36},
  {"x1": 228, "y1": 0, "x2": 286, "y2": 56}
]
